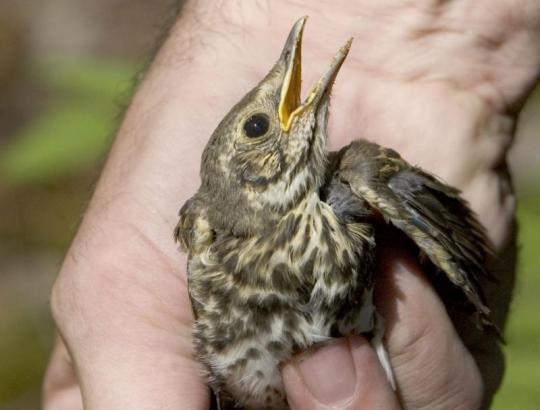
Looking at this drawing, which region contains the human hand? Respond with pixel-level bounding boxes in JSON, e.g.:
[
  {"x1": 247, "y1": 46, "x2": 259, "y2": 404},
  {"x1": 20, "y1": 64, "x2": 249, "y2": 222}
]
[{"x1": 43, "y1": 1, "x2": 540, "y2": 409}]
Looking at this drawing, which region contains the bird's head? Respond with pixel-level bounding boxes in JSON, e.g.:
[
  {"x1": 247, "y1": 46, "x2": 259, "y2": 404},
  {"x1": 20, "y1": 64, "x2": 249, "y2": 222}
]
[{"x1": 199, "y1": 17, "x2": 351, "y2": 236}]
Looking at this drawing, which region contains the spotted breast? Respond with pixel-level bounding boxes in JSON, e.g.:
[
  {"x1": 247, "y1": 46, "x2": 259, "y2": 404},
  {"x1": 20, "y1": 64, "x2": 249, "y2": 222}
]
[{"x1": 186, "y1": 192, "x2": 375, "y2": 409}]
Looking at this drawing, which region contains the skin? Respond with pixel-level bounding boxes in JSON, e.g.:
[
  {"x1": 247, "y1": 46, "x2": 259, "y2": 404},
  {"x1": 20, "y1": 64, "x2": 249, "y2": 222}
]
[{"x1": 43, "y1": 1, "x2": 540, "y2": 409}]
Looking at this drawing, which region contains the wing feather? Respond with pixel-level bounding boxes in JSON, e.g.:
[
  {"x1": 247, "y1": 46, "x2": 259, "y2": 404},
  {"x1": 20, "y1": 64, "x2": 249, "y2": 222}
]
[{"x1": 331, "y1": 139, "x2": 497, "y2": 332}]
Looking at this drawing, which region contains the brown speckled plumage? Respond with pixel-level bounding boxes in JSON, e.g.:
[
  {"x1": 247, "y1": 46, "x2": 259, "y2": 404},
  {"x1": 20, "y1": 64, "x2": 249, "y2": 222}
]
[{"x1": 175, "y1": 17, "x2": 497, "y2": 410}]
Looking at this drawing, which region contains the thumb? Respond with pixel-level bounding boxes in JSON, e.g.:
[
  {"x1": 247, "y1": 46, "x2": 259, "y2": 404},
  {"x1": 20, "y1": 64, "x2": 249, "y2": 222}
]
[{"x1": 282, "y1": 336, "x2": 399, "y2": 410}]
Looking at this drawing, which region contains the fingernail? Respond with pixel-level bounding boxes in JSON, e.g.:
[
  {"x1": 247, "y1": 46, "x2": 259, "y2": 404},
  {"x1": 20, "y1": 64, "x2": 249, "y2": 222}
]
[{"x1": 293, "y1": 338, "x2": 357, "y2": 406}]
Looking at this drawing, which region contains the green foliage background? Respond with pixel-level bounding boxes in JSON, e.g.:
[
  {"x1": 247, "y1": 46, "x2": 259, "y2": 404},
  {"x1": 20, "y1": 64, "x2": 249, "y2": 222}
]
[{"x1": 0, "y1": 58, "x2": 538, "y2": 409}]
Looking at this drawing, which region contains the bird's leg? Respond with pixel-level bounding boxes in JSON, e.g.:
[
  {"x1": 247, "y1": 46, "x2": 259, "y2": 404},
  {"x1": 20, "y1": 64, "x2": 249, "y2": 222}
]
[
  {"x1": 338, "y1": 288, "x2": 397, "y2": 389},
  {"x1": 371, "y1": 311, "x2": 397, "y2": 390},
  {"x1": 211, "y1": 390, "x2": 241, "y2": 410},
  {"x1": 210, "y1": 390, "x2": 221, "y2": 410}
]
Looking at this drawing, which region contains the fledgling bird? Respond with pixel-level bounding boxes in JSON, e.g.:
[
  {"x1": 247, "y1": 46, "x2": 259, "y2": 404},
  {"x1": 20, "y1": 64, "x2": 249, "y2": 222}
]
[{"x1": 175, "y1": 17, "x2": 497, "y2": 410}]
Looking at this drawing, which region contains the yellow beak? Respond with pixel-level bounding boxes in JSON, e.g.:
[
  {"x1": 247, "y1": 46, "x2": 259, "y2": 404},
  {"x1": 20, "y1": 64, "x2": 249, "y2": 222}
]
[{"x1": 278, "y1": 17, "x2": 352, "y2": 131}]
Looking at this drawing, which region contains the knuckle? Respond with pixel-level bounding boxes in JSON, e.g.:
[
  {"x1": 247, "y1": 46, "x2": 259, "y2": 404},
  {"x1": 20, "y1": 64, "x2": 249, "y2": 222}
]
[{"x1": 50, "y1": 271, "x2": 72, "y2": 329}]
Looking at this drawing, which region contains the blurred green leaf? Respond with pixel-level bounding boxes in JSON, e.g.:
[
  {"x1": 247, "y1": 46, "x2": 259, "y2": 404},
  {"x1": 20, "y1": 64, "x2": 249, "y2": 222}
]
[
  {"x1": 493, "y1": 201, "x2": 540, "y2": 410},
  {"x1": 0, "y1": 103, "x2": 111, "y2": 183},
  {"x1": 0, "y1": 58, "x2": 136, "y2": 185},
  {"x1": 0, "y1": 308, "x2": 53, "y2": 403},
  {"x1": 43, "y1": 57, "x2": 137, "y2": 99}
]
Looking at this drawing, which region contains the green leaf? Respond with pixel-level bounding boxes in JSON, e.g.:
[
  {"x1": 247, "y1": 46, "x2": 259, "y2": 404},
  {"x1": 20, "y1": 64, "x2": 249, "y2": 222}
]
[{"x1": 0, "y1": 58, "x2": 136, "y2": 185}]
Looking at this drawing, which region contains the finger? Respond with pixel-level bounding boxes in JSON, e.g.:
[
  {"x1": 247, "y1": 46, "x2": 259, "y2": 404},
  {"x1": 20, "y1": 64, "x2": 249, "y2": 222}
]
[
  {"x1": 43, "y1": 336, "x2": 83, "y2": 410},
  {"x1": 282, "y1": 336, "x2": 400, "y2": 410},
  {"x1": 375, "y1": 240, "x2": 484, "y2": 409}
]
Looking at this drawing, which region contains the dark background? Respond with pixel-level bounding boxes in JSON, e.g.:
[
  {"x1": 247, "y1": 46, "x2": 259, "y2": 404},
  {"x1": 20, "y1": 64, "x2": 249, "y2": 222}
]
[{"x1": 0, "y1": 1, "x2": 538, "y2": 408}]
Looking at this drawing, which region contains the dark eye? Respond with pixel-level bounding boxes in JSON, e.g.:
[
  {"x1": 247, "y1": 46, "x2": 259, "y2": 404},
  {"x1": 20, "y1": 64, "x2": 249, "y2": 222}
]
[{"x1": 243, "y1": 114, "x2": 270, "y2": 138}]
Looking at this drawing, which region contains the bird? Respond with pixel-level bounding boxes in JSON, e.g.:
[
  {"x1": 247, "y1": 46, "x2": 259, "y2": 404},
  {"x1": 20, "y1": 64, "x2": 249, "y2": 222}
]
[{"x1": 174, "y1": 16, "x2": 498, "y2": 410}]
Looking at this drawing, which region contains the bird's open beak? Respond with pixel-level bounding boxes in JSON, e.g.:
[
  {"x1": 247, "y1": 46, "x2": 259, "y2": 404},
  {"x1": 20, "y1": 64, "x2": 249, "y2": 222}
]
[{"x1": 278, "y1": 17, "x2": 352, "y2": 131}]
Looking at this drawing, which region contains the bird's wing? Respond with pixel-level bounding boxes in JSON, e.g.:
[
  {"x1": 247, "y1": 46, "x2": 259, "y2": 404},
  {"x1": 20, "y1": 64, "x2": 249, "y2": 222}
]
[
  {"x1": 174, "y1": 195, "x2": 215, "y2": 320},
  {"x1": 174, "y1": 195, "x2": 214, "y2": 254},
  {"x1": 331, "y1": 139, "x2": 495, "y2": 330}
]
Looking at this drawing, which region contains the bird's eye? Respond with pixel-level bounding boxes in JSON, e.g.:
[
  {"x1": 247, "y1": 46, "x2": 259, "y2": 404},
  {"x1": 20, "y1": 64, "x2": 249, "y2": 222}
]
[{"x1": 243, "y1": 114, "x2": 270, "y2": 138}]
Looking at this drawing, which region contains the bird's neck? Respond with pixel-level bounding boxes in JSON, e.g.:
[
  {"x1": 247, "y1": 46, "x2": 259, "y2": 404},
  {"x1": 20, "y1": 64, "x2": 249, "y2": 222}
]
[{"x1": 254, "y1": 167, "x2": 319, "y2": 213}]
